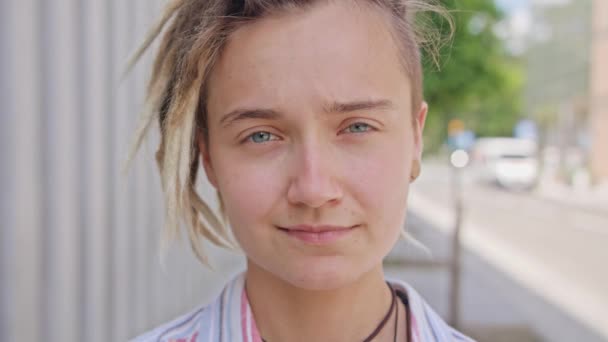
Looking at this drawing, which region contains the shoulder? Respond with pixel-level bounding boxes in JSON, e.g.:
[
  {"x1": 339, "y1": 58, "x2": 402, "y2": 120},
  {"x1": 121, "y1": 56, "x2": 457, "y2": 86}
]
[
  {"x1": 129, "y1": 302, "x2": 212, "y2": 342},
  {"x1": 388, "y1": 278, "x2": 476, "y2": 342},
  {"x1": 130, "y1": 272, "x2": 246, "y2": 342}
]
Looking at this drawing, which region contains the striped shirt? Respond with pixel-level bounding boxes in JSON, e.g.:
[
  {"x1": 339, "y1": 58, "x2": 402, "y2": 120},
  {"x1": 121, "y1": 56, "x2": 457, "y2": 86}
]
[{"x1": 131, "y1": 273, "x2": 474, "y2": 342}]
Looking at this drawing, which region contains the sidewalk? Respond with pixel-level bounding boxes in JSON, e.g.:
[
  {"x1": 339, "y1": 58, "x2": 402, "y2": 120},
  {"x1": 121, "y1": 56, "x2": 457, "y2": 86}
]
[
  {"x1": 396, "y1": 186, "x2": 608, "y2": 342},
  {"x1": 535, "y1": 178, "x2": 608, "y2": 215},
  {"x1": 386, "y1": 212, "x2": 544, "y2": 342}
]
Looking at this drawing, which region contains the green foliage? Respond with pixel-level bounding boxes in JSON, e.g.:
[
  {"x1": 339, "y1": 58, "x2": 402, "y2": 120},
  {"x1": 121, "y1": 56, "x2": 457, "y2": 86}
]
[{"x1": 421, "y1": 0, "x2": 524, "y2": 153}]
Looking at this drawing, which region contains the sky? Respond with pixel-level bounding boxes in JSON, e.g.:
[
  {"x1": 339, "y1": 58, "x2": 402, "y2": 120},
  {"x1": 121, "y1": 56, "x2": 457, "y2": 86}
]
[
  {"x1": 493, "y1": 0, "x2": 533, "y2": 54},
  {"x1": 493, "y1": 0, "x2": 572, "y2": 54},
  {"x1": 495, "y1": 0, "x2": 530, "y2": 12},
  {"x1": 495, "y1": 0, "x2": 572, "y2": 12}
]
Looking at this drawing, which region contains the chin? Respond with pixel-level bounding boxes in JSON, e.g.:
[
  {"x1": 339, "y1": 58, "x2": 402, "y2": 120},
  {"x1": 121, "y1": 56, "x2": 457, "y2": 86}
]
[
  {"x1": 275, "y1": 256, "x2": 378, "y2": 291},
  {"x1": 284, "y1": 271, "x2": 360, "y2": 291}
]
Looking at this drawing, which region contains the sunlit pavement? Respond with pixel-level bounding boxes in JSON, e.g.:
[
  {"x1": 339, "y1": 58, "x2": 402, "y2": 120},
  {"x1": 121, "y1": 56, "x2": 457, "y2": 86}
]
[{"x1": 386, "y1": 159, "x2": 608, "y2": 342}]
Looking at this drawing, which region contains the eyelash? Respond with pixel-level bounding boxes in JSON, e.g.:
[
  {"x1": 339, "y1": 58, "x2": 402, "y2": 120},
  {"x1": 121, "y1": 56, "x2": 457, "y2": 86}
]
[
  {"x1": 242, "y1": 122, "x2": 375, "y2": 144},
  {"x1": 340, "y1": 122, "x2": 373, "y2": 134},
  {"x1": 243, "y1": 131, "x2": 279, "y2": 144}
]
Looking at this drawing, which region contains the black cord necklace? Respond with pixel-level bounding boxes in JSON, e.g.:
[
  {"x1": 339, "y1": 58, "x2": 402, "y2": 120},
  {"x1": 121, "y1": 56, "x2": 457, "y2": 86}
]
[
  {"x1": 362, "y1": 282, "x2": 397, "y2": 342},
  {"x1": 262, "y1": 282, "x2": 398, "y2": 342}
]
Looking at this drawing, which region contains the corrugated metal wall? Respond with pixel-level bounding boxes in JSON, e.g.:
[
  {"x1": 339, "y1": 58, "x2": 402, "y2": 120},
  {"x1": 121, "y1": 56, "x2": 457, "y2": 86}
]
[{"x1": 0, "y1": 1, "x2": 245, "y2": 341}]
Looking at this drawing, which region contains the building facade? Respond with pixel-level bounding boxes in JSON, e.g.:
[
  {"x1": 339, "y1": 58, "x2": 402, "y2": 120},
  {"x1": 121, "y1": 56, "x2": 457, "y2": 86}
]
[{"x1": 590, "y1": 0, "x2": 608, "y2": 182}]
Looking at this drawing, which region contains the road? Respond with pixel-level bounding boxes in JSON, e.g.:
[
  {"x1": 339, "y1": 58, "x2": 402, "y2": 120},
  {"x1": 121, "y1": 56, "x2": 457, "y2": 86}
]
[{"x1": 388, "y1": 159, "x2": 608, "y2": 341}]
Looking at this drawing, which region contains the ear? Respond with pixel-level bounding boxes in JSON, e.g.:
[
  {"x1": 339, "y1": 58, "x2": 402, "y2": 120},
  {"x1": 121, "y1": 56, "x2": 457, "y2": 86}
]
[
  {"x1": 198, "y1": 129, "x2": 219, "y2": 189},
  {"x1": 413, "y1": 101, "x2": 428, "y2": 160}
]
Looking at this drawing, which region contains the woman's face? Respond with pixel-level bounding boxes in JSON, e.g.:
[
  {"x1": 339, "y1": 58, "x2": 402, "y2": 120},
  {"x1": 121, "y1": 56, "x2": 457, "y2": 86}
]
[{"x1": 202, "y1": 1, "x2": 427, "y2": 290}]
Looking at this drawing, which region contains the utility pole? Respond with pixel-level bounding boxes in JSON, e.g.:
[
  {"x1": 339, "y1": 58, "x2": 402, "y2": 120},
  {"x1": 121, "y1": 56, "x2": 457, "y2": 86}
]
[
  {"x1": 449, "y1": 160, "x2": 463, "y2": 329},
  {"x1": 446, "y1": 118, "x2": 468, "y2": 329}
]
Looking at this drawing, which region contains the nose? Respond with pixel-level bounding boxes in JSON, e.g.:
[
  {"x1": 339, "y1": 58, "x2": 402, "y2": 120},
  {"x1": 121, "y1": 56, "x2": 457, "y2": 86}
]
[{"x1": 286, "y1": 143, "x2": 343, "y2": 208}]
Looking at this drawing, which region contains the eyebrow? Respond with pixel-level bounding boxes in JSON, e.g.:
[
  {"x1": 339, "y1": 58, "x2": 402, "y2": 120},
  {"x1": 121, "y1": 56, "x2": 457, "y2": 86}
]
[
  {"x1": 323, "y1": 99, "x2": 395, "y2": 114},
  {"x1": 219, "y1": 99, "x2": 394, "y2": 127},
  {"x1": 219, "y1": 108, "x2": 281, "y2": 128}
]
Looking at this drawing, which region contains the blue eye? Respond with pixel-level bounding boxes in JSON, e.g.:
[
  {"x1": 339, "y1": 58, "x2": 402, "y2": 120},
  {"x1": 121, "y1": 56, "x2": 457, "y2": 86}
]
[
  {"x1": 248, "y1": 131, "x2": 275, "y2": 143},
  {"x1": 346, "y1": 122, "x2": 372, "y2": 133}
]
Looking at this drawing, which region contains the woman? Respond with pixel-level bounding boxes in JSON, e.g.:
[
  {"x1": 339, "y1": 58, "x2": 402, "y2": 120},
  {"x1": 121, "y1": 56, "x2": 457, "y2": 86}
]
[{"x1": 130, "y1": 0, "x2": 473, "y2": 341}]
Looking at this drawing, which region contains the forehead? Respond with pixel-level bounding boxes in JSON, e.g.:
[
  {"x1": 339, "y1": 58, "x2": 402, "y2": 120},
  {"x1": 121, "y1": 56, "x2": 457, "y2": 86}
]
[{"x1": 207, "y1": 1, "x2": 412, "y2": 119}]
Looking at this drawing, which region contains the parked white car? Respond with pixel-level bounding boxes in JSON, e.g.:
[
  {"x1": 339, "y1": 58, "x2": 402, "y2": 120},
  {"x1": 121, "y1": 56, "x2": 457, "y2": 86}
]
[{"x1": 472, "y1": 137, "x2": 539, "y2": 190}]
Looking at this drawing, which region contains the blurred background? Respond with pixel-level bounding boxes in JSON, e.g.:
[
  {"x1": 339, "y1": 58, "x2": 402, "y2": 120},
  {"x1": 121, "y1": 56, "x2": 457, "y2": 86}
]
[{"x1": 1, "y1": 0, "x2": 606, "y2": 341}]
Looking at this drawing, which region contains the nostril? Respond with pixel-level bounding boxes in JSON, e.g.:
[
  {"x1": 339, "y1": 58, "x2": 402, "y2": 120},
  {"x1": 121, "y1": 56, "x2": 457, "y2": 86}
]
[{"x1": 286, "y1": 180, "x2": 343, "y2": 208}]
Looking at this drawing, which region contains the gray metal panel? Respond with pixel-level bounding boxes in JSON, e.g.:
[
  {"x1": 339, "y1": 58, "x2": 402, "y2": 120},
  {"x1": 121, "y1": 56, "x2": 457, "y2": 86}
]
[
  {"x1": 5, "y1": 0, "x2": 44, "y2": 341},
  {"x1": 0, "y1": 1, "x2": 244, "y2": 341},
  {"x1": 41, "y1": 0, "x2": 83, "y2": 340},
  {"x1": 81, "y1": 0, "x2": 112, "y2": 340},
  {"x1": 111, "y1": 0, "x2": 135, "y2": 339},
  {"x1": 0, "y1": 0, "x2": 14, "y2": 340}
]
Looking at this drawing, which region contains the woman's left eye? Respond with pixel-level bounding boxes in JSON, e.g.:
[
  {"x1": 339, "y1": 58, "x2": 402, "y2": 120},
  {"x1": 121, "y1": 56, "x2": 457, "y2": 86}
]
[
  {"x1": 243, "y1": 131, "x2": 279, "y2": 144},
  {"x1": 343, "y1": 122, "x2": 372, "y2": 134}
]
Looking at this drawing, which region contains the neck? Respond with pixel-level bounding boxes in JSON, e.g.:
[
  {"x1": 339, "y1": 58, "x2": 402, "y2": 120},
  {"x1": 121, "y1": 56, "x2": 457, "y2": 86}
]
[{"x1": 245, "y1": 260, "x2": 394, "y2": 342}]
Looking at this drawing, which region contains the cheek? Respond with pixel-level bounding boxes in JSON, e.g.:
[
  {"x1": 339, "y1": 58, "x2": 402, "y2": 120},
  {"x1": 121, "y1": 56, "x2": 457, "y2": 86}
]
[
  {"x1": 213, "y1": 153, "x2": 285, "y2": 232},
  {"x1": 345, "y1": 138, "x2": 411, "y2": 227}
]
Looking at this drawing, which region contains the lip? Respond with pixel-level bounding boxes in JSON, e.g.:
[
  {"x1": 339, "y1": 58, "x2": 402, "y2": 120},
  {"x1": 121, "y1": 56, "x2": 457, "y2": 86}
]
[{"x1": 279, "y1": 224, "x2": 358, "y2": 245}]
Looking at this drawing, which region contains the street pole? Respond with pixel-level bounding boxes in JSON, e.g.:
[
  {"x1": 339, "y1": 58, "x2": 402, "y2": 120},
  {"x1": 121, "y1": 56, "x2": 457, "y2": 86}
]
[
  {"x1": 449, "y1": 158, "x2": 463, "y2": 329},
  {"x1": 446, "y1": 119, "x2": 467, "y2": 329}
]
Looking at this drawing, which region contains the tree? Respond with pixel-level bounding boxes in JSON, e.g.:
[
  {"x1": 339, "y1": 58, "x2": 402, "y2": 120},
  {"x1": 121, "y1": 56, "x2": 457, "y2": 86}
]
[{"x1": 421, "y1": 0, "x2": 524, "y2": 153}]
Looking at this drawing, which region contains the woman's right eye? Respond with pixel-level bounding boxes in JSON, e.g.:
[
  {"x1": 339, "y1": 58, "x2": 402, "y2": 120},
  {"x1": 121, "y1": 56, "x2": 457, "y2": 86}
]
[{"x1": 245, "y1": 131, "x2": 277, "y2": 144}]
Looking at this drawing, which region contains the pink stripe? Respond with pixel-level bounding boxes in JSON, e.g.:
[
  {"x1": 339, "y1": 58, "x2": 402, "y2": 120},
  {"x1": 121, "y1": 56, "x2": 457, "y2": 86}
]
[
  {"x1": 243, "y1": 290, "x2": 263, "y2": 342},
  {"x1": 410, "y1": 312, "x2": 420, "y2": 342},
  {"x1": 250, "y1": 306, "x2": 263, "y2": 342},
  {"x1": 241, "y1": 290, "x2": 250, "y2": 342}
]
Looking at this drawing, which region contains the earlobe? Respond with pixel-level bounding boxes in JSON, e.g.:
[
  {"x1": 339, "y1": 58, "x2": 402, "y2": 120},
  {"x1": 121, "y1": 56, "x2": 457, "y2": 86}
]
[{"x1": 410, "y1": 159, "x2": 421, "y2": 182}]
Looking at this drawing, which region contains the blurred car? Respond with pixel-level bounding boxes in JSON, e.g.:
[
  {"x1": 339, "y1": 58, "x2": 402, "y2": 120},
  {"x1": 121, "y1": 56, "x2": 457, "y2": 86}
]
[{"x1": 472, "y1": 137, "x2": 539, "y2": 190}]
